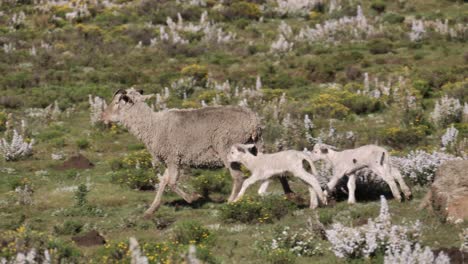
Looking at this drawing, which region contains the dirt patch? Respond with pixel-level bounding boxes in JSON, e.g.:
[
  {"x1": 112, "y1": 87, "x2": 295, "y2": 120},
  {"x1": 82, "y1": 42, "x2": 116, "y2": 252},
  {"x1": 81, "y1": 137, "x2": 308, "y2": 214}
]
[
  {"x1": 433, "y1": 248, "x2": 468, "y2": 264},
  {"x1": 72, "y1": 230, "x2": 105, "y2": 247},
  {"x1": 56, "y1": 154, "x2": 94, "y2": 170}
]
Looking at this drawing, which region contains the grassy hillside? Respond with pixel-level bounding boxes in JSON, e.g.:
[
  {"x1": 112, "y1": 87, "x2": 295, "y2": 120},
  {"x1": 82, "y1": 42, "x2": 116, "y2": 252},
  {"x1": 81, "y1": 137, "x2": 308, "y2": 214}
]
[{"x1": 0, "y1": 0, "x2": 467, "y2": 263}]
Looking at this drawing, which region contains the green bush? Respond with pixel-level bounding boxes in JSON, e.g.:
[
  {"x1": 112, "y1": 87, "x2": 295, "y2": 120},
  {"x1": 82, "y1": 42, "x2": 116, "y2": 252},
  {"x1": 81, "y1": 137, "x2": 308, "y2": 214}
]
[
  {"x1": 369, "y1": 39, "x2": 393, "y2": 54},
  {"x1": 306, "y1": 90, "x2": 381, "y2": 119},
  {"x1": 190, "y1": 170, "x2": 231, "y2": 197},
  {"x1": 381, "y1": 125, "x2": 429, "y2": 149},
  {"x1": 0, "y1": 226, "x2": 80, "y2": 262},
  {"x1": 220, "y1": 195, "x2": 294, "y2": 224},
  {"x1": 110, "y1": 168, "x2": 158, "y2": 190},
  {"x1": 172, "y1": 220, "x2": 214, "y2": 245},
  {"x1": 371, "y1": 0, "x2": 386, "y2": 13},
  {"x1": 54, "y1": 220, "x2": 83, "y2": 235},
  {"x1": 383, "y1": 12, "x2": 405, "y2": 24},
  {"x1": 75, "y1": 138, "x2": 90, "y2": 149},
  {"x1": 181, "y1": 64, "x2": 208, "y2": 86},
  {"x1": 223, "y1": 2, "x2": 261, "y2": 20}
]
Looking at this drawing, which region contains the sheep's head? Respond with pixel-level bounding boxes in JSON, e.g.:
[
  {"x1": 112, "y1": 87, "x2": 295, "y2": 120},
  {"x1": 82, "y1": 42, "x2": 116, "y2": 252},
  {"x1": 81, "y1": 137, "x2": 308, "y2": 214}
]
[
  {"x1": 101, "y1": 88, "x2": 154, "y2": 124},
  {"x1": 227, "y1": 144, "x2": 255, "y2": 163}
]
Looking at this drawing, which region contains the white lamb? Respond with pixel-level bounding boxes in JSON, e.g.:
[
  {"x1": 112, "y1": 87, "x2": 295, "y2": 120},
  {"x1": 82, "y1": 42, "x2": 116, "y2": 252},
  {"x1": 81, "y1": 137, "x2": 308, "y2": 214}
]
[
  {"x1": 310, "y1": 143, "x2": 412, "y2": 204},
  {"x1": 227, "y1": 144, "x2": 327, "y2": 209}
]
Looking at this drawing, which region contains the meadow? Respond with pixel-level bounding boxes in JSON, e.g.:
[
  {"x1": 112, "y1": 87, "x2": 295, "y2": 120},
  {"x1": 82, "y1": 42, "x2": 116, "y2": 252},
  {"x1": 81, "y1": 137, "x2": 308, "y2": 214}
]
[{"x1": 0, "y1": 0, "x2": 467, "y2": 263}]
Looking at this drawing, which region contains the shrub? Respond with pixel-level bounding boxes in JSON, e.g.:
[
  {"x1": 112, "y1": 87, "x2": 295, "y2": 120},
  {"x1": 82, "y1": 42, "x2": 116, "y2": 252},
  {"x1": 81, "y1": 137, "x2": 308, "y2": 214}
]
[
  {"x1": 190, "y1": 170, "x2": 231, "y2": 197},
  {"x1": 0, "y1": 96, "x2": 23, "y2": 108},
  {"x1": 110, "y1": 168, "x2": 158, "y2": 190},
  {"x1": 220, "y1": 195, "x2": 294, "y2": 224},
  {"x1": 306, "y1": 90, "x2": 380, "y2": 119},
  {"x1": 0, "y1": 111, "x2": 8, "y2": 132},
  {"x1": 181, "y1": 64, "x2": 208, "y2": 86},
  {"x1": 75, "y1": 138, "x2": 90, "y2": 149},
  {"x1": 54, "y1": 220, "x2": 83, "y2": 235},
  {"x1": 172, "y1": 220, "x2": 214, "y2": 245},
  {"x1": 381, "y1": 126, "x2": 428, "y2": 149},
  {"x1": 75, "y1": 184, "x2": 89, "y2": 207},
  {"x1": 0, "y1": 226, "x2": 80, "y2": 262},
  {"x1": 256, "y1": 226, "x2": 323, "y2": 259},
  {"x1": 392, "y1": 150, "x2": 462, "y2": 185},
  {"x1": 383, "y1": 13, "x2": 405, "y2": 24},
  {"x1": 369, "y1": 39, "x2": 393, "y2": 54},
  {"x1": 223, "y1": 2, "x2": 261, "y2": 20},
  {"x1": 370, "y1": 1, "x2": 386, "y2": 13},
  {"x1": 326, "y1": 196, "x2": 422, "y2": 259}
]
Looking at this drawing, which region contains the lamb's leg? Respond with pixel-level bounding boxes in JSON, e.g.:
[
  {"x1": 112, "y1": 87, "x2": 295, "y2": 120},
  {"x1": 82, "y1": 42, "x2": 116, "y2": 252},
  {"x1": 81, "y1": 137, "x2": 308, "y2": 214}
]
[
  {"x1": 227, "y1": 162, "x2": 245, "y2": 202},
  {"x1": 325, "y1": 169, "x2": 345, "y2": 197},
  {"x1": 258, "y1": 180, "x2": 270, "y2": 196},
  {"x1": 295, "y1": 169, "x2": 327, "y2": 206},
  {"x1": 233, "y1": 174, "x2": 259, "y2": 202},
  {"x1": 144, "y1": 167, "x2": 170, "y2": 218},
  {"x1": 390, "y1": 166, "x2": 412, "y2": 199},
  {"x1": 373, "y1": 166, "x2": 402, "y2": 202},
  {"x1": 347, "y1": 173, "x2": 356, "y2": 204},
  {"x1": 308, "y1": 187, "x2": 319, "y2": 209}
]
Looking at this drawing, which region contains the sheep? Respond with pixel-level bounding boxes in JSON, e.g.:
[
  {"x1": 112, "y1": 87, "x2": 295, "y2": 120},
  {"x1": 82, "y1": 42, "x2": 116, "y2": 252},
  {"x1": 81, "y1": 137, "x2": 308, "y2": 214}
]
[
  {"x1": 227, "y1": 144, "x2": 327, "y2": 209},
  {"x1": 101, "y1": 88, "x2": 292, "y2": 217},
  {"x1": 309, "y1": 143, "x2": 412, "y2": 204}
]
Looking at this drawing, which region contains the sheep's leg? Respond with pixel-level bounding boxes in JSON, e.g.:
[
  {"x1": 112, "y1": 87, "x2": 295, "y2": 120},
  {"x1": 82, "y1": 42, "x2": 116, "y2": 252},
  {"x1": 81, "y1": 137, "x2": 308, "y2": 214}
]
[
  {"x1": 279, "y1": 176, "x2": 294, "y2": 194},
  {"x1": 233, "y1": 174, "x2": 259, "y2": 202},
  {"x1": 167, "y1": 167, "x2": 199, "y2": 203},
  {"x1": 258, "y1": 180, "x2": 270, "y2": 196},
  {"x1": 227, "y1": 163, "x2": 245, "y2": 202},
  {"x1": 373, "y1": 166, "x2": 402, "y2": 202},
  {"x1": 144, "y1": 167, "x2": 171, "y2": 218},
  {"x1": 390, "y1": 166, "x2": 412, "y2": 199},
  {"x1": 308, "y1": 187, "x2": 319, "y2": 209},
  {"x1": 347, "y1": 174, "x2": 356, "y2": 204},
  {"x1": 295, "y1": 170, "x2": 327, "y2": 206}
]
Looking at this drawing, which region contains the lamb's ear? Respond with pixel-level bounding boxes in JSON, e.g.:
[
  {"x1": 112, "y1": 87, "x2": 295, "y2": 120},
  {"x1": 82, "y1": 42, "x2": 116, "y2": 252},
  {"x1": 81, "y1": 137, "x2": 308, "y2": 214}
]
[
  {"x1": 320, "y1": 147, "x2": 328, "y2": 154},
  {"x1": 120, "y1": 94, "x2": 133, "y2": 104},
  {"x1": 236, "y1": 146, "x2": 246, "y2": 153},
  {"x1": 140, "y1": 94, "x2": 155, "y2": 101},
  {"x1": 113, "y1": 89, "x2": 127, "y2": 97}
]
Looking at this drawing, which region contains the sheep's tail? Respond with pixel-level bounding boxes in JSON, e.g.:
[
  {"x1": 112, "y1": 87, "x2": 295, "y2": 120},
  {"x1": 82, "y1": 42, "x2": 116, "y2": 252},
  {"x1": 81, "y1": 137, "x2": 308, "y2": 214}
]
[{"x1": 251, "y1": 126, "x2": 264, "y2": 153}]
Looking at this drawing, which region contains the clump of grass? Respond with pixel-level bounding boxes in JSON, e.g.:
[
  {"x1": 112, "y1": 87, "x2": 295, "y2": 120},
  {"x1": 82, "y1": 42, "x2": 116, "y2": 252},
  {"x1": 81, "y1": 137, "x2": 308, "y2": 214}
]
[{"x1": 220, "y1": 195, "x2": 295, "y2": 224}]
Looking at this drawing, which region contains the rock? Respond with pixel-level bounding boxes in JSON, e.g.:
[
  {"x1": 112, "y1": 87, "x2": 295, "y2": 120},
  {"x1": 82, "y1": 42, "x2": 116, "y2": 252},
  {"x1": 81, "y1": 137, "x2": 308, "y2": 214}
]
[
  {"x1": 56, "y1": 154, "x2": 94, "y2": 170},
  {"x1": 72, "y1": 230, "x2": 105, "y2": 247},
  {"x1": 420, "y1": 160, "x2": 468, "y2": 223}
]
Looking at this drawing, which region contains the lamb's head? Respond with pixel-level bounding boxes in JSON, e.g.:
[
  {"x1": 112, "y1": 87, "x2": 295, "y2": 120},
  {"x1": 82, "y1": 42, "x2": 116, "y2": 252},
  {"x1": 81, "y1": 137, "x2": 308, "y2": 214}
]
[
  {"x1": 311, "y1": 143, "x2": 335, "y2": 161},
  {"x1": 227, "y1": 144, "x2": 255, "y2": 163},
  {"x1": 101, "y1": 88, "x2": 154, "y2": 124}
]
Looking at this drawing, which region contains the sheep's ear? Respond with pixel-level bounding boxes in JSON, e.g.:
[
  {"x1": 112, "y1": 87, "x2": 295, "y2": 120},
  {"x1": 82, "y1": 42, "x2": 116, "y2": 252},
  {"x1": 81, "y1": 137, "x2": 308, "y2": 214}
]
[{"x1": 320, "y1": 147, "x2": 328, "y2": 154}]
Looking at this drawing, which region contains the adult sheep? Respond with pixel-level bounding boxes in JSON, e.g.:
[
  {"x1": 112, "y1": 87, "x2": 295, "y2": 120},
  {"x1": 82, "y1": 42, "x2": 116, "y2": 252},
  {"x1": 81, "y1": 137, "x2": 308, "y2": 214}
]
[{"x1": 101, "y1": 88, "x2": 290, "y2": 217}]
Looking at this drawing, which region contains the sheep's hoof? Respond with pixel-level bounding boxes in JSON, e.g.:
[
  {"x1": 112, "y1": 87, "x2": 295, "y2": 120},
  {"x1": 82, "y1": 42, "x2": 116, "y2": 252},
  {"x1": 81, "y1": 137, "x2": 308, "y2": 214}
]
[
  {"x1": 347, "y1": 200, "x2": 356, "y2": 205},
  {"x1": 143, "y1": 211, "x2": 153, "y2": 220},
  {"x1": 190, "y1": 193, "x2": 203, "y2": 203}
]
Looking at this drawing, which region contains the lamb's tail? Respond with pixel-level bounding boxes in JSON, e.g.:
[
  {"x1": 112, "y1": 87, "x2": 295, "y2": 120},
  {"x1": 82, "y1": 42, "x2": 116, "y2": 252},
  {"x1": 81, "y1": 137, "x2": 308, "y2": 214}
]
[{"x1": 302, "y1": 152, "x2": 318, "y2": 176}]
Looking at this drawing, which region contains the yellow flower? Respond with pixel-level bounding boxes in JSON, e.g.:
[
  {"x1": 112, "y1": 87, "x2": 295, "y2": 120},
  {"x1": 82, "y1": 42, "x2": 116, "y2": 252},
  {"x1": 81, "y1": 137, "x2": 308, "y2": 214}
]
[{"x1": 16, "y1": 225, "x2": 26, "y2": 234}]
